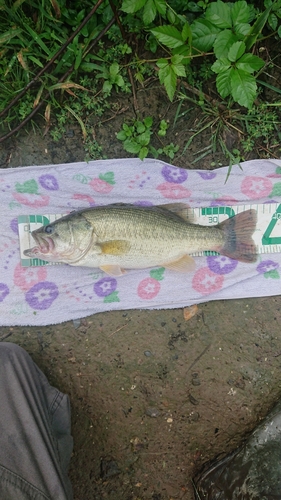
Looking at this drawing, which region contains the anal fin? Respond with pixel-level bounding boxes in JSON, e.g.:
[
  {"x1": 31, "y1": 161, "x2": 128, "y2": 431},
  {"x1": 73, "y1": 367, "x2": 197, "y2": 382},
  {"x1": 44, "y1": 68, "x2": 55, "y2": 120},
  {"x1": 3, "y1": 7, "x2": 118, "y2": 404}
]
[
  {"x1": 162, "y1": 254, "x2": 196, "y2": 273},
  {"x1": 100, "y1": 265, "x2": 126, "y2": 277}
]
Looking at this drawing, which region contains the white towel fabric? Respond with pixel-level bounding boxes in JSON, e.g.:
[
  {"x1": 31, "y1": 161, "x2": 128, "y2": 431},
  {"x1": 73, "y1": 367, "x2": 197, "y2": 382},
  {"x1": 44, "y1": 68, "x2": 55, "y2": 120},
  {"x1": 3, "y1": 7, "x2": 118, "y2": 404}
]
[{"x1": 1, "y1": 158, "x2": 281, "y2": 326}]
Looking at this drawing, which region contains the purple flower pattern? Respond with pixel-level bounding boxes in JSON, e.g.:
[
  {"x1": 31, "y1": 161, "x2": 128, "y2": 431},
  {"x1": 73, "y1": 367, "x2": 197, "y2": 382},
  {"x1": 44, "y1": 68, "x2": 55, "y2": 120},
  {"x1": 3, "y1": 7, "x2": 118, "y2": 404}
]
[
  {"x1": 94, "y1": 277, "x2": 117, "y2": 297},
  {"x1": 25, "y1": 281, "x2": 59, "y2": 310},
  {"x1": 207, "y1": 256, "x2": 238, "y2": 275},
  {"x1": 0, "y1": 284, "x2": 9, "y2": 303},
  {"x1": 197, "y1": 171, "x2": 216, "y2": 180},
  {"x1": 257, "y1": 260, "x2": 279, "y2": 274},
  {"x1": 161, "y1": 165, "x2": 188, "y2": 184},
  {"x1": 10, "y1": 218, "x2": 19, "y2": 234},
  {"x1": 39, "y1": 174, "x2": 59, "y2": 191}
]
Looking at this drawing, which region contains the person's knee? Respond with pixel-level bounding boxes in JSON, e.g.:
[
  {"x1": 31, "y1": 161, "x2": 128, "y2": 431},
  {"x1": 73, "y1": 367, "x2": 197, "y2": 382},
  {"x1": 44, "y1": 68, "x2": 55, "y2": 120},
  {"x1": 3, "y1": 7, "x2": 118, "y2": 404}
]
[{"x1": 0, "y1": 342, "x2": 29, "y2": 363}]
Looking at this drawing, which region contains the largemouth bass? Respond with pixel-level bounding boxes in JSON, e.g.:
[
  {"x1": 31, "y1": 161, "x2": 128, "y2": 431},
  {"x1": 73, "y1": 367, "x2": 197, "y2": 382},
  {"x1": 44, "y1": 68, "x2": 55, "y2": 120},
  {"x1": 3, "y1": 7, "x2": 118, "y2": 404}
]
[{"x1": 24, "y1": 203, "x2": 257, "y2": 276}]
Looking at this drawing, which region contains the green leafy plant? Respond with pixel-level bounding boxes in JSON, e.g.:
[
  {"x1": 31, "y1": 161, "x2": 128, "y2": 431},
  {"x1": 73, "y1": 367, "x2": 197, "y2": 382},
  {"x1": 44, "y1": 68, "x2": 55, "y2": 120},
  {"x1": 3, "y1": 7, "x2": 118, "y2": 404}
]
[
  {"x1": 121, "y1": 0, "x2": 273, "y2": 108},
  {"x1": 265, "y1": 0, "x2": 281, "y2": 36},
  {"x1": 157, "y1": 142, "x2": 179, "y2": 159},
  {"x1": 240, "y1": 103, "x2": 280, "y2": 153},
  {"x1": 95, "y1": 62, "x2": 130, "y2": 96},
  {"x1": 158, "y1": 119, "x2": 169, "y2": 136},
  {"x1": 116, "y1": 117, "x2": 180, "y2": 160},
  {"x1": 116, "y1": 117, "x2": 154, "y2": 160}
]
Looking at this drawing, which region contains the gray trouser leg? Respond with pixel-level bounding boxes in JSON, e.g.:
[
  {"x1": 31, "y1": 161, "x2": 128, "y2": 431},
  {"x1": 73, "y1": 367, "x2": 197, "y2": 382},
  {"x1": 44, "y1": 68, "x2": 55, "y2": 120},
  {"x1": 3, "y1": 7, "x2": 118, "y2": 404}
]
[{"x1": 0, "y1": 342, "x2": 73, "y2": 500}]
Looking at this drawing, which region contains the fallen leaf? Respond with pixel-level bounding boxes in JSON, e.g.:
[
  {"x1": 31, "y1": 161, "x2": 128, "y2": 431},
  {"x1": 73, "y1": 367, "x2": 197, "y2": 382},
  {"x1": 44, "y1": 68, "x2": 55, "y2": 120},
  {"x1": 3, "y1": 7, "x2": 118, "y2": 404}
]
[{"x1": 183, "y1": 304, "x2": 198, "y2": 321}]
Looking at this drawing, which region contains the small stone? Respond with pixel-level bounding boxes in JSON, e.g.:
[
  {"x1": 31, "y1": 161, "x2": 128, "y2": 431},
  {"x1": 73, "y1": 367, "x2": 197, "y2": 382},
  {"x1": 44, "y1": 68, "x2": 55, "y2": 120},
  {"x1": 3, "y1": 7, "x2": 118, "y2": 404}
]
[
  {"x1": 100, "y1": 458, "x2": 120, "y2": 479},
  {"x1": 73, "y1": 319, "x2": 81, "y2": 329},
  {"x1": 146, "y1": 407, "x2": 161, "y2": 418},
  {"x1": 188, "y1": 393, "x2": 199, "y2": 405},
  {"x1": 192, "y1": 372, "x2": 201, "y2": 386},
  {"x1": 192, "y1": 378, "x2": 201, "y2": 386},
  {"x1": 144, "y1": 350, "x2": 152, "y2": 357}
]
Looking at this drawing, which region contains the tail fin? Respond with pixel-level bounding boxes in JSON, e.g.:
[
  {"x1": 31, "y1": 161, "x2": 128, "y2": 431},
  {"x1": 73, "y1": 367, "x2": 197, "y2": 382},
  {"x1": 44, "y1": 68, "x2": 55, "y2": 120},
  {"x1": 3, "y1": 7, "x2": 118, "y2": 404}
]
[{"x1": 218, "y1": 209, "x2": 257, "y2": 263}]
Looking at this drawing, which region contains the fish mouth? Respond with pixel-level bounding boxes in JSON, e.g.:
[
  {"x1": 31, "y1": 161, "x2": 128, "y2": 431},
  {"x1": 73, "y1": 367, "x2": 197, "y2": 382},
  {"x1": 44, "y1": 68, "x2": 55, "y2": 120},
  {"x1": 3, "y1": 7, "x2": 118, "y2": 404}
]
[{"x1": 24, "y1": 232, "x2": 55, "y2": 257}]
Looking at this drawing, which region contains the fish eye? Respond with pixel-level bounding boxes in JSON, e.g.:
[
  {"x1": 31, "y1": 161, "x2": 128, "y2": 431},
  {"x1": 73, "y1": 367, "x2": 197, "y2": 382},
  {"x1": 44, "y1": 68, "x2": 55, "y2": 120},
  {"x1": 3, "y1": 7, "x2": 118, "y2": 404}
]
[{"x1": 44, "y1": 225, "x2": 54, "y2": 234}]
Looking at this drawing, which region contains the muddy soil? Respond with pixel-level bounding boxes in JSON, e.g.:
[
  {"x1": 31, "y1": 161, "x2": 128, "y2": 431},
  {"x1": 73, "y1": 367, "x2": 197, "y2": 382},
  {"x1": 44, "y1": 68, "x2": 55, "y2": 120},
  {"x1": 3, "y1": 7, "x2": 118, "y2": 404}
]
[{"x1": 1, "y1": 83, "x2": 281, "y2": 500}]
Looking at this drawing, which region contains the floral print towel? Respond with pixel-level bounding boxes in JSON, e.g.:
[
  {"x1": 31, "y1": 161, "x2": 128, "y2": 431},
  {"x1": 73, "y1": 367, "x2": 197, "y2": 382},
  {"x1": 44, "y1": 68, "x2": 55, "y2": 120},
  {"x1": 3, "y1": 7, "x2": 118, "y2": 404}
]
[{"x1": 1, "y1": 158, "x2": 281, "y2": 326}]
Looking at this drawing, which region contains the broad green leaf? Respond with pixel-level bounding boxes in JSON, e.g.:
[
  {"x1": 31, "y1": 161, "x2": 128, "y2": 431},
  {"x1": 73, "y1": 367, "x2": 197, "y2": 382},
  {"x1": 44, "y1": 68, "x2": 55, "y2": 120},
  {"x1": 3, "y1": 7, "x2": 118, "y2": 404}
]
[
  {"x1": 236, "y1": 53, "x2": 264, "y2": 73},
  {"x1": 171, "y1": 55, "x2": 186, "y2": 77},
  {"x1": 138, "y1": 130, "x2": 151, "y2": 146},
  {"x1": 102, "y1": 81, "x2": 112, "y2": 94},
  {"x1": 231, "y1": 1, "x2": 250, "y2": 25},
  {"x1": 172, "y1": 44, "x2": 192, "y2": 63},
  {"x1": 121, "y1": 0, "x2": 146, "y2": 14},
  {"x1": 167, "y1": 9, "x2": 176, "y2": 24},
  {"x1": 213, "y1": 30, "x2": 238, "y2": 58},
  {"x1": 163, "y1": 67, "x2": 177, "y2": 101},
  {"x1": 172, "y1": 64, "x2": 186, "y2": 77},
  {"x1": 115, "y1": 75, "x2": 125, "y2": 87},
  {"x1": 151, "y1": 25, "x2": 184, "y2": 49},
  {"x1": 228, "y1": 41, "x2": 245, "y2": 62},
  {"x1": 110, "y1": 62, "x2": 119, "y2": 77},
  {"x1": 123, "y1": 123, "x2": 131, "y2": 132},
  {"x1": 268, "y1": 12, "x2": 278, "y2": 30},
  {"x1": 136, "y1": 122, "x2": 146, "y2": 133},
  {"x1": 154, "y1": 0, "x2": 166, "y2": 16},
  {"x1": 116, "y1": 130, "x2": 127, "y2": 140},
  {"x1": 123, "y1": 139, "x2": 142, "y2": 154},
  {"x1": 230, "y1": 69, "x2": 257, "y2": 108},
  {"x1": 171, "y1": 54, "x2": 184, "y2": 65},
  {"x1": 278, "y1": 25, "x2": 281, "y2": 38},
  {"x1": 156, "y1": 58, "x2": 169, "y2": 69},
  {"x1": 144, "y1": 116, "x2": 153, "y2": 127},
  {"x1": 244, "y1": 5, "x2": 272, "y2": 51},
  {"x1": 191, "y1": 19, "x2": 219, "y2": 52},
  {"x1": 182, "y1": 22, "x2": 191, "y2": 42},
  {"x1": 143, "y1": 0, "x2": 157, "y2": 24},
  {"x1": 157, "y1": 59, "x2": 171, "y2": 84},
  {"x1": 205, "y1": 0, "x2": 232, "y2": 28},
  {"x1": 211, "y1": 57, "x2": 231, "y2": 73},
  {"x1": 139, "y1": 147, "x2": 149, "y2": 160},
  {"x1": 235, "y1": 23, "x2": 251, "y2": 38},
  {"x1": 216, "y1": 68, "x2": 232, "y2": 98}
]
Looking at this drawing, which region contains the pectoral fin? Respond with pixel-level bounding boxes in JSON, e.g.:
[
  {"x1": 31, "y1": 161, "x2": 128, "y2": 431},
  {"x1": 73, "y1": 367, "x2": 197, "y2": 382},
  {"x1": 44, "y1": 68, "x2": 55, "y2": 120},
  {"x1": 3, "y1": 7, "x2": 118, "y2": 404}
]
[
  {"x1": 162, "y1": 255, "x2": 196, "y2": 273},
  {"x1": 99, "y1": 240, "x2": 130, "y2": 255},
  {"x1": 100, "y1": 265, "x2": 126, "y2": 277}
]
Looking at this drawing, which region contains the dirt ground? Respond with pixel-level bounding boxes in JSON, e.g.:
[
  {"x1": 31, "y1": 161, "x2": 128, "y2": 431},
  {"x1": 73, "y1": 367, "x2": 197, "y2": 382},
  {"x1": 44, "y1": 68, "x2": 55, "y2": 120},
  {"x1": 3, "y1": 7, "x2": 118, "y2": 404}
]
[{"x1": 1, "y1": 82, "x2": 281, "y2": 500}]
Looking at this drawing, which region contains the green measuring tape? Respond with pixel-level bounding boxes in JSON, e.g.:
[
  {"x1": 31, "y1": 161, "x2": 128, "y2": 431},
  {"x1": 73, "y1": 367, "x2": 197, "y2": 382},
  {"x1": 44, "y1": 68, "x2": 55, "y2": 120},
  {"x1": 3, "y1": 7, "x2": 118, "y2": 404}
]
[{"x1": 190, "y1": 202, "x2": 281, "y2": 256}]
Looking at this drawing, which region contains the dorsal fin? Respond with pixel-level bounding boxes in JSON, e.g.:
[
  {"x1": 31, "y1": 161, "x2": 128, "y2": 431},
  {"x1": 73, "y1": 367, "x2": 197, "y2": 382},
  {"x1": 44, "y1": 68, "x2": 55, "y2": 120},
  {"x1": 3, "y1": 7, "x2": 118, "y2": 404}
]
[{"x1": 157, "y1": 203, "x2": 195, "y2": 223}]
